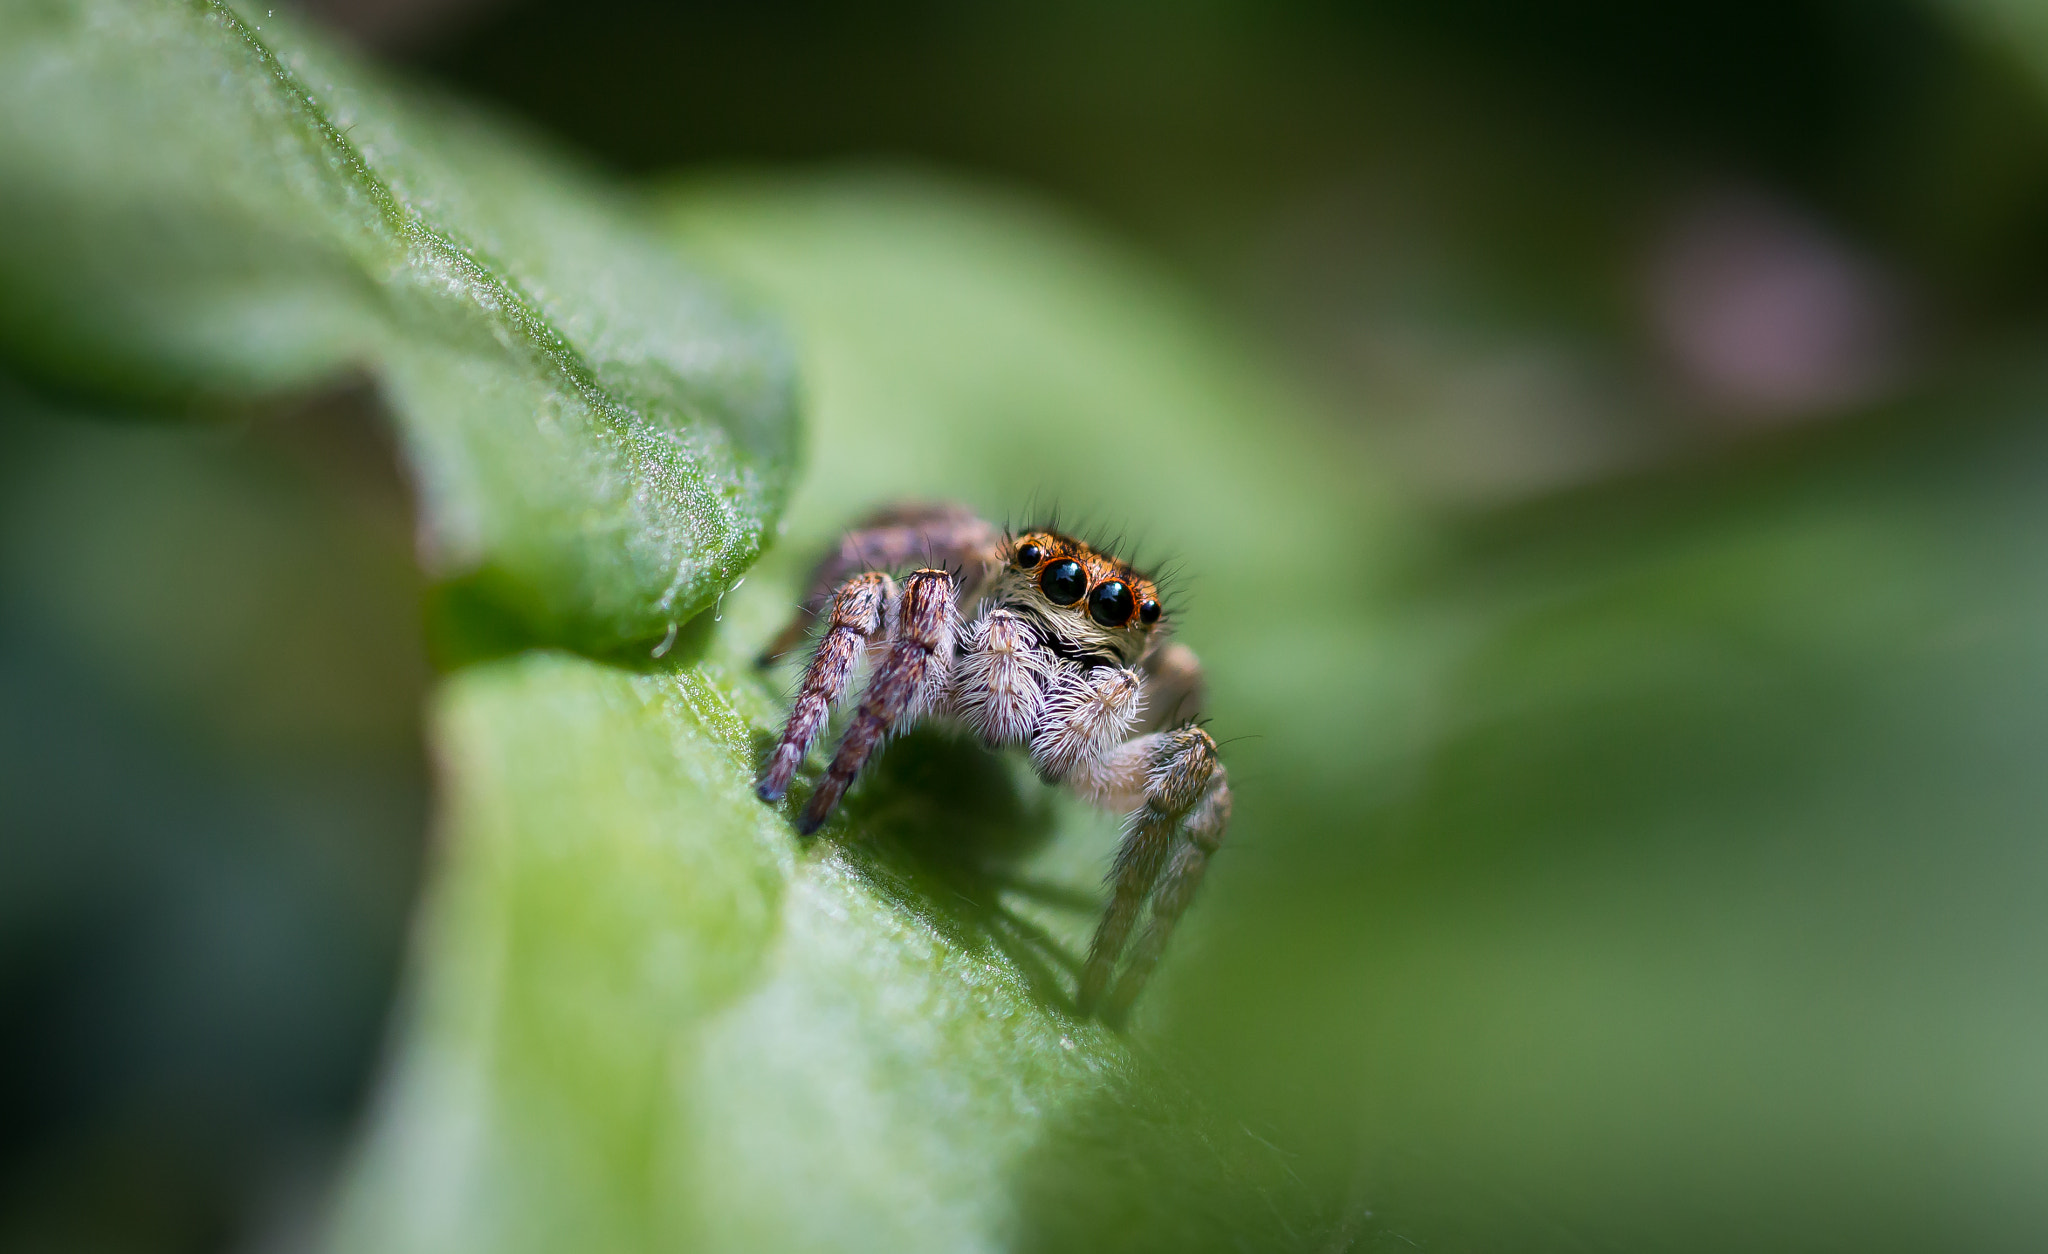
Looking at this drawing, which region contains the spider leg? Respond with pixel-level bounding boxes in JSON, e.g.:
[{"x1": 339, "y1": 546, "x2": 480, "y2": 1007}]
[
  {"x1": 797, "y1": 568, "x2": 959, "y2": 834},
  {"x1": 1100, "y1": 764, "x2": 1230, "y2": 1023},
  {"x1": 1076, "y1": 725, "x2": 1227, "y2": 1017},
  {"x1": 756, "y1": 572, "x2": 895, "y2": 803},
  {"x1": 1076, "y1": 804, "x2": 1174, "y2": 1014},
  {"x1": 758, "y1": 503, "x2": 999, "y2": 665}
]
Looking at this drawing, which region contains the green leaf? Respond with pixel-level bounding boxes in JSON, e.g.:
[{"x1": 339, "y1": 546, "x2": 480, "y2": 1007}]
[
  {"x1": 21, "y1": 10, "x2": 2045, "y2": 1245},
  {"x1": 1166, "y1": 388, "x2": 2048, "y2": 1251},
  {"x1": 661, "y1": 171, "x2": 1409, "y2": 791},
  {"x1": 329, "y1": 652, "x2": 1309, "y2": 1254},
  {"x1": 664, "y1": 174, "x2": 2048, "y2": 1251},
  {"x1": 323, "y1": 173, "x2": 1352, "y2": 1252},
  {"x1": 0, "y1": 0, "x2": 798, "y2": 650}
]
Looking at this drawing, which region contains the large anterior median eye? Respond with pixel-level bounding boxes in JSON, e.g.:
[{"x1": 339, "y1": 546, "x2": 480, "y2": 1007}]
[
  {"x1": 1040, "y1": 559, "x2": 1087, "y2": 604},
  {"x1": 1089, "y1": 580, "x2": 1135, "y2": 627}
]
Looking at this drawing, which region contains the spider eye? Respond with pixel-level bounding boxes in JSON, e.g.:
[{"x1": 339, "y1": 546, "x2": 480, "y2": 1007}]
[
  {"x1": 1040, "y1": 559, "x2": 1087, "y2": 605},
  {"x1": 1089, "y1": 580, "x2": 1135, "y2": 627},
  {"x1": 1014, "y1": 542, "x2": 1042, "y2": 569},
  {"x1": 1139, "y1": 599, "x2": 1160, "y2": 625}
]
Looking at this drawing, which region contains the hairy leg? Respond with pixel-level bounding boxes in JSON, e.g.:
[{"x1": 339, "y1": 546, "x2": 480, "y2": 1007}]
[
  {"x1": 759, "y1": 503, "x2": 1000, "y2": 665},
  {"x1": 1077, "y1": 814, "x2": 1175, "y2": 1015},
  {"x1": 756, "y1": 572, "x2": 895, "y2": 803},
  {"x1": 1076, "y1": 725, "x2": 1226, "y2": 1016},
  {"x1": 798, "y1": 568, "x2": 959, "y2": 834},
  {"x1": 1100, "y1": 768, "x2": 1230, "y2": 1023},
  {"x1": 1062, "y1": 732, "x2": 1162, "y2": 813}
]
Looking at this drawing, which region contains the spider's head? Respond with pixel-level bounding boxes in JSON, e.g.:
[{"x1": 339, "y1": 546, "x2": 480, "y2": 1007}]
[{"x1": 997, "y1": 530, "x2": 1163, "y2": 665}]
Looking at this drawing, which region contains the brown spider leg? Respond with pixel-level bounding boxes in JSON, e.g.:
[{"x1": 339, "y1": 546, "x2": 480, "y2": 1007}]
[
  {"x1": 1100, "y1": 768, "x2": 1231, "y2": 1023},
  {"x1": 1077, "y1": 725, "x2": 1224, "y2": 1016},
  {"x1": 797, "y1": 568, "x2": 958, "y2": 835},
  {"x1": 1077, "y1": 811, "x2": 1175, "y2": 1015},
  {"x1": 756, "y1": 572, "x2": 895, "y2": 803},
  {"x1": 758, "y1": 503, "x2": 999, "y2": 665}
]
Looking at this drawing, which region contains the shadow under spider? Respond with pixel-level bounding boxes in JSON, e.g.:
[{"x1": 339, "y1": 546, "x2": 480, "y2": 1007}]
[{"x1": 801, "y1": 727, "x2": 1102, "y2": 1016}]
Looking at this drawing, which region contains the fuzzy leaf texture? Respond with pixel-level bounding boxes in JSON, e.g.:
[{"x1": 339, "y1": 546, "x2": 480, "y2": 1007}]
[{"x1": 0, "y1": 0, "x2": 798, "y2": 649}]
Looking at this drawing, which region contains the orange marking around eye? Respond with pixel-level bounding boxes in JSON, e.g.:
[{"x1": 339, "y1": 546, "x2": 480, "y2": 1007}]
[{"x1": 1008, "y1": 530, "x2": 1161, "y2": 628}]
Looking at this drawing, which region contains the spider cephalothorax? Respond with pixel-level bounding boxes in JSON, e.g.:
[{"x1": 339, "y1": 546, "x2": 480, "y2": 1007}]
[
  {"x1": 989, "y1": 530, "x2": 1163, "y2": 668},
  {"x1": 755, "y1": 503, "x2": 1228, "y2": 1021}
]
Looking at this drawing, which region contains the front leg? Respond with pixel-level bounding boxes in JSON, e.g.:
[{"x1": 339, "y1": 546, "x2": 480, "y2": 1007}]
[
  {"x1": 798, "y1": 568, "x2": 959, "y2": 834},
  {"x1": 1098, "y1": 758, "x2": 1230, "y2": 1023},
  {"x1": 1075, "y1": 725, "x2": 1230, "y2": 1020},
  {"x1": 756, "y1": 572, "x2": 894, "y2": 803}
]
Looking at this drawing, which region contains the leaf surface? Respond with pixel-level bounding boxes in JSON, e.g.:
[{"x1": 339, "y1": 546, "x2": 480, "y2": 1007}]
[
  {"x1": 15, "y1": 9, "x2": 2048, "y2": 1247},
  {"x1": 667, "y1": 175, "x2": 2048, "y2": 1252},
  {"x1": 0, "y1": 0, "x2": 798, "y2": 649},
  {"x1": 330, "y1": 651, "x2": 1310, "y2": 1254},
  {"x1": 326, "y1": 174, "x2": 1353, "y2": 1253}
]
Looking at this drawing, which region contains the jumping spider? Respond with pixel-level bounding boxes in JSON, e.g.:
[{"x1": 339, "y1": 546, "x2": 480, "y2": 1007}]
[{"x1": 755, "y1": 503, "x2": 1230, "y2": 1021}]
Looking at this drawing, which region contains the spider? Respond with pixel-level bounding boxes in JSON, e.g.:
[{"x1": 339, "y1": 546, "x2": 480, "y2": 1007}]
[{"x1": 754, "y1": 502, "x2": 1230, "y2": 1021}]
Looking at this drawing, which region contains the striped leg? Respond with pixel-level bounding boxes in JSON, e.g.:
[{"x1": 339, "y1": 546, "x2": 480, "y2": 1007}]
[
  {"x1": 756, "y1": 572, "x2": 894, "y2": 803},
  {"x1": 797, "y1": 569, "x2": 959, "y2": 834},
  {"x1": 758, "y1": 503, "x2": 999, "y2": 665},
  {"x1": 1077, "y1": 725, "x2": 1226, "y2": 1016}
]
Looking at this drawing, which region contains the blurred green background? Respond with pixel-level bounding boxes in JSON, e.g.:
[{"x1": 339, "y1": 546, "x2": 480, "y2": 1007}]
[{"x1": 7, "y1": 0, "x2": 2048, "y2": 1250}]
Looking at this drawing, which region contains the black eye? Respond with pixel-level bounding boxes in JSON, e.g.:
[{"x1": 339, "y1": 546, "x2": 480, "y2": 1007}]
[
  {"x1": 1040, "y1": 559, "x2": 1087, "y2": 604},
  {"x1": 1089, "y1": 580, "x2": 1135, "y2": 627},
  {"x1": 1015, "y1": 542, "x2": 1042, "y2": 569},
  {"x1": 1139, "y1": 599, "x2": 1160, "y2": 625}
]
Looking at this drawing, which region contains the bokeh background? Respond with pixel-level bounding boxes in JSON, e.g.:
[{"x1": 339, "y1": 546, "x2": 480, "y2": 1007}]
[{"x1": 9, "y1": 0, "x2": 2048, "y2": 1250}]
